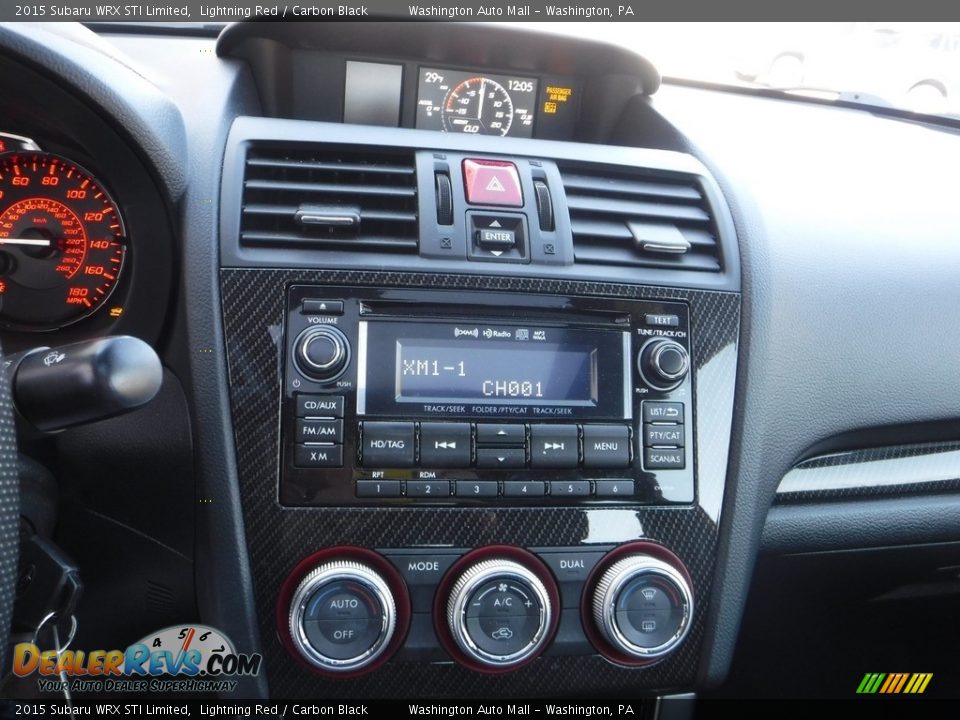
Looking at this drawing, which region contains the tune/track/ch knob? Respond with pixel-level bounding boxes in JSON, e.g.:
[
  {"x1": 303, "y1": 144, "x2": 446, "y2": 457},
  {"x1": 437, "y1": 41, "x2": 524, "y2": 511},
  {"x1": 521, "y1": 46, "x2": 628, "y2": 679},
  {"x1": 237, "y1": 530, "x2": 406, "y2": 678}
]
[
  {"x1": 293, "y1": 325, "x2": 350, "y2": 382},
  {"x1": 638, "y1": 338, "x2": 689, "y2": 390},
  {"x1": 590, "y1": 554, "x2": 693, "y2": 661}
]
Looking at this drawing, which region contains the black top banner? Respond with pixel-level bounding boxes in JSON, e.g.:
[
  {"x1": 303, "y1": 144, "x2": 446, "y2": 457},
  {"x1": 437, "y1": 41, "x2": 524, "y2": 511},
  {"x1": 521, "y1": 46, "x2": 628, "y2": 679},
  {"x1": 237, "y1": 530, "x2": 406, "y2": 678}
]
[{"x1": 3, "y1": 1, "x2": 960, "y2": 22}]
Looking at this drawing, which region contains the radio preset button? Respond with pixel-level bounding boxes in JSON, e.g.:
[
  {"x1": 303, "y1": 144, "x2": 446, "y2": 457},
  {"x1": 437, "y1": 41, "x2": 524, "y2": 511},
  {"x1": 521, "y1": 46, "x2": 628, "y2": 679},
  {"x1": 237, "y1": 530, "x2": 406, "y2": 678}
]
[
  {"x1": 455, "y1": 480, "x2": 499, "y2": 497},
  {"x1": 476, "y1": 424, "x2": 526, "y2": 446},
  {"x1": 296, "y1": 419, "x2": 343, "y2": 444},
  {"x1": 295, "y1": 445, "x2": 343, "y2": 468},
  {"x1": 476, "y1": 448, "x2": 526, "y2": 469},
  {"x1": 644, "y1": 448, "x2": 686, "y2": 470},
  {"x1": 530, "y1": 425, "x2": 579, "y2": 468},
  {"x1": 296, "y1": 394, "x2": 345, "y2": 418},
  {"x1": 643, "y1": 424, "x2": 684, "y2": 447},
  {"x1": 419, "y1": 423, "x2": 472, "y2": 468},
  {"x1": 361, "y1": 422, "x2": 415, "y2": 468},
  {"x1": 406, "y1": 480, "x2": 451, "y2": 498},
  {"x1": 582, "y1": 425, "x2": 631, "y2": 468},
  {"x1": 503, "y1": 481, "x2": 546, "y2": 497},
  {"x1": 549, "y1": 481, "x2": 591, "y2": 497},
  {"x1": 356, "y1": 480, "x2": 402, "y2": 498},
  {"x1": 641, "y1": 402, "x2": 684, "y2": 424},
  {"x1": 595, "y1": 480, "x2": 635, "y2": 498}
]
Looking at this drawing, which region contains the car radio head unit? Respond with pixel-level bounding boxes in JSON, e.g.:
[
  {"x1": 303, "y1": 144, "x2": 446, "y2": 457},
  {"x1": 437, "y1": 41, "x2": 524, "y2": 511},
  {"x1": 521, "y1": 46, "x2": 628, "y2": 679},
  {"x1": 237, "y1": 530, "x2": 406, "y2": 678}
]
[{"x1": 280, "y1": 285, "x2": 694, "y2": 507}]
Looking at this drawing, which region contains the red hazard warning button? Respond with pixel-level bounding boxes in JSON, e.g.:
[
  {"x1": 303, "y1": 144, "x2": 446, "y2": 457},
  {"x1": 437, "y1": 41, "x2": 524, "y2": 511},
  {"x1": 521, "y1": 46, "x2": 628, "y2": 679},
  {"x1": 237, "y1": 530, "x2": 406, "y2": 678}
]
[{"x1": 462, "y1": 159, "x2": 523, "y2": 207}]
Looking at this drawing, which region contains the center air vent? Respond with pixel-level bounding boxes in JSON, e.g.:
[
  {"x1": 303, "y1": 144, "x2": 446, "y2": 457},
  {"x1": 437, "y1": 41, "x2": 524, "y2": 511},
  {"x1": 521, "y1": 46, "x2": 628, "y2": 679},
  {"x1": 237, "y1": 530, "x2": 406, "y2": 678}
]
[
  {"x1": 240, "y1": 145, "x2": 418, "y2": 253},
  {"x1": 561, "y1": 165, "x2": 722, "y2": 273}
]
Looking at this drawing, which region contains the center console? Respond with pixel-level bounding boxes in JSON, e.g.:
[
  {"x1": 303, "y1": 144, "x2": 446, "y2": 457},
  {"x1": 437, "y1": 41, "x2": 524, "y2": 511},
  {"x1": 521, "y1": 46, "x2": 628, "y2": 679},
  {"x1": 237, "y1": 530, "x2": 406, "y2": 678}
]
[{"x1": 218, "y1": 116, "x2": 740, "y2": 697}]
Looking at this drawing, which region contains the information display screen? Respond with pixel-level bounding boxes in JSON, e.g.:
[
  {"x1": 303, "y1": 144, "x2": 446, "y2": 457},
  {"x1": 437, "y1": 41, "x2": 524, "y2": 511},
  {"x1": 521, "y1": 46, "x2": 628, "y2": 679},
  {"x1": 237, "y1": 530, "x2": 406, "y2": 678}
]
[
  {"x1": 359, "y1": 321, "x2": 629, "y2": 419},
  {"x1": 396, "y1": 340, "x2": 597, "y2": 406},
  {"x1": 416, "y1": 67, "x2": 538, "y2": 137}
]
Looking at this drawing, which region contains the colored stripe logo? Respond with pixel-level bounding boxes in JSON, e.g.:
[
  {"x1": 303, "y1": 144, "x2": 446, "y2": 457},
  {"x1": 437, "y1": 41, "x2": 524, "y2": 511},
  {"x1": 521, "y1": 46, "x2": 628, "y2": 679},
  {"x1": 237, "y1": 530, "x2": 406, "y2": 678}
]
[{"x1": 857, "y1": 672, "x2": 933, "y2": 694}]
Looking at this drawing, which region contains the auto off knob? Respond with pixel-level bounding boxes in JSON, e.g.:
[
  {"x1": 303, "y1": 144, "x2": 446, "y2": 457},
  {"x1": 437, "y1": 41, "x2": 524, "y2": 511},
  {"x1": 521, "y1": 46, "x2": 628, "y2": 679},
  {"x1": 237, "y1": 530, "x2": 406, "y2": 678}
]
[
  {"x1": 444, "y1": 555, "x2": 556, "y2": 671},
  {"x1": 293, "y1": 325, "x2": 350, "y2": 382},
  {"x1": 288, "y1": 560, "x2": 397, "y2": 673},
  {"x1": 638, "y1": 338, "x2": 689, "y2": 390},
  {"x1": 590, "y1": 554, "x2": 693, "y2": 661}
]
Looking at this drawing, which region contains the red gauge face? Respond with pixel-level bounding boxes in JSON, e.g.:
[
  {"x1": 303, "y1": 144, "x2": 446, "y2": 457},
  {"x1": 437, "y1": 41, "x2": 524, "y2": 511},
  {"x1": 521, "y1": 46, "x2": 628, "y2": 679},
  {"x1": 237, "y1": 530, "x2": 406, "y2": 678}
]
[{"x1": 0, "y1": 153, "x2": 127, "y2": 330}]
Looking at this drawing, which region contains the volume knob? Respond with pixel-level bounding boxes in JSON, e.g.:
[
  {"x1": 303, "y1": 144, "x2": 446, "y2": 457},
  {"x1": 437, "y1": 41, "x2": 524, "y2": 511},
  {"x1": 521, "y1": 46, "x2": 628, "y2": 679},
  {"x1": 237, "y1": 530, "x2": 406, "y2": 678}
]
[
  {"x1": 638, "y1": 338, "x2": 689, "y2": 390},
  {"x1": 294, "y1": 326, "x2": 350, "y2": 382}
]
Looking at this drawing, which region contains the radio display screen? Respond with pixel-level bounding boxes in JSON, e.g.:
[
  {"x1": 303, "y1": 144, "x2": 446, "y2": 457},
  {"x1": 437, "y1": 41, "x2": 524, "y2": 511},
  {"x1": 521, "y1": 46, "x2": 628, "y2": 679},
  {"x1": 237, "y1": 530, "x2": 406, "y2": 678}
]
[
  {"x1": 359, "y1": 321, "x2": 630, "y2": 420},
  {"x1": 396, "y1": 340, "x2": 597, "y2": 406}
]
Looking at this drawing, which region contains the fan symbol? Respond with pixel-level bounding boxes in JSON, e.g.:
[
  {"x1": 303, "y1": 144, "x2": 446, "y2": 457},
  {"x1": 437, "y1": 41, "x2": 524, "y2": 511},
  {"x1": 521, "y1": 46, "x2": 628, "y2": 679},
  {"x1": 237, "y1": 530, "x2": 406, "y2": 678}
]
[{"x1": 498, "y1": 583, "x2": 507, "y2": 592}]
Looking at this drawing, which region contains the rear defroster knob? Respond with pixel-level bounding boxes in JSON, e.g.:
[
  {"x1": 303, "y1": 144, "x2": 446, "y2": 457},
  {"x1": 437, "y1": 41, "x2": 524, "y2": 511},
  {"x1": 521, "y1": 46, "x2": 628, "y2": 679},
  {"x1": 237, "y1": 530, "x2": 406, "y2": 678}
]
[{"x1": 591, "y1": 554, "x2": 693, "y2": 660}]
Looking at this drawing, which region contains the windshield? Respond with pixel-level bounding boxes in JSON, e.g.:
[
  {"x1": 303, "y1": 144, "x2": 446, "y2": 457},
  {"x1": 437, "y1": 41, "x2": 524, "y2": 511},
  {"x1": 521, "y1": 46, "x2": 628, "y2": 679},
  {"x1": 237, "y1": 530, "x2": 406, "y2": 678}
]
[{"x1": 526, "y1": 22, "x2": 960, "y2": 119}]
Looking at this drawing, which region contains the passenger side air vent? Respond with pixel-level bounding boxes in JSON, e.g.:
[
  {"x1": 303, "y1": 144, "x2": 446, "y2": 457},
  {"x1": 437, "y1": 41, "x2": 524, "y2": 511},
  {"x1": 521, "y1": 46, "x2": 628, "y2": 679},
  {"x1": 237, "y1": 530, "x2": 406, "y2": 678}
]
[
  {"x1": 561, "y1": 164, "x2": 722, "y2": 273},
  {"x1": 240, "y1": 145, "x2": 418, "y2": 252}
]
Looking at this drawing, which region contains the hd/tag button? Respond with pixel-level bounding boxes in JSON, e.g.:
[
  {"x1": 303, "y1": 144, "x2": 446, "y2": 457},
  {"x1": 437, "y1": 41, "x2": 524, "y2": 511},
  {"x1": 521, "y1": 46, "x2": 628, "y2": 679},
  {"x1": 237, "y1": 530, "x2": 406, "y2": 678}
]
[{"x1": 361, "y1": 421, "x2": 415, "y2": 467}]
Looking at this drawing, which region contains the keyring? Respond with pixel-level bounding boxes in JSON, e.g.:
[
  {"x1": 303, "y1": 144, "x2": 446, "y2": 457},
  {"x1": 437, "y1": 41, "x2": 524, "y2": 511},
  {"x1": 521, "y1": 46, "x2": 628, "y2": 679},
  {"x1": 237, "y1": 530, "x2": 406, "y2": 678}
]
[{"x1": 32, "y1": 611, "x2": 78, "y2": 652}]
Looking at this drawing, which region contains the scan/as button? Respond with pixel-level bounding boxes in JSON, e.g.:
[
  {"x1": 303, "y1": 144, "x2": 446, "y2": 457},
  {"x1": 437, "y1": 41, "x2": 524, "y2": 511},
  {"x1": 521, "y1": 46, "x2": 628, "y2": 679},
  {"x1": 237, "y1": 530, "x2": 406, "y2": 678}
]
[{"x1": 644, "y1": 448, "x2": 685, "y2": 470}]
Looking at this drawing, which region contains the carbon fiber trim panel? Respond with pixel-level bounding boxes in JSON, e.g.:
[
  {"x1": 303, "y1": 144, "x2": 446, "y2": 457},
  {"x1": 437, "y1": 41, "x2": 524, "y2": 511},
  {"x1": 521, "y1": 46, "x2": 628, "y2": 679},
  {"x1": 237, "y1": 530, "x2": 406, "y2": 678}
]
[
  {"x1": 776, "y1": 442, "x2": 960, "y2": 503},
  {"x1": 221, "y1": 269, "x2": 739, "y2": 697}
]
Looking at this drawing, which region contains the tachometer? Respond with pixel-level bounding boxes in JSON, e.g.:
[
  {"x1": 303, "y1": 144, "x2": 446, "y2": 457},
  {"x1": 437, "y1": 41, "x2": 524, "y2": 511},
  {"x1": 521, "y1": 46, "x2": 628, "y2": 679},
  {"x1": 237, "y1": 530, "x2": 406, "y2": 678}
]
[{"x1": 0, "y1": 153, "x2": 127, "y2": 330}]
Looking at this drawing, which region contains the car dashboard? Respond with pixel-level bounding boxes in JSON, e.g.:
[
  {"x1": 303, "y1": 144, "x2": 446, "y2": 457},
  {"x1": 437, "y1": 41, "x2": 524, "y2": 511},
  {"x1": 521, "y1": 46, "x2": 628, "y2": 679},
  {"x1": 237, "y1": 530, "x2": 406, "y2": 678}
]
[{"x1": 0, "y1": 19, "x2": 958, "y2": 704}]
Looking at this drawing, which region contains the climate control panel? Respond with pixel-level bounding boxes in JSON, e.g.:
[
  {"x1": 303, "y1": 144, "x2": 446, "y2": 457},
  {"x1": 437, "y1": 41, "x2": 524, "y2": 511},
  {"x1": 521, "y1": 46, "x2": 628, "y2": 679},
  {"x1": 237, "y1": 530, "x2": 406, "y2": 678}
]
[{"x1": 278, "y1": 543, "x2": 693, "y2": 677}]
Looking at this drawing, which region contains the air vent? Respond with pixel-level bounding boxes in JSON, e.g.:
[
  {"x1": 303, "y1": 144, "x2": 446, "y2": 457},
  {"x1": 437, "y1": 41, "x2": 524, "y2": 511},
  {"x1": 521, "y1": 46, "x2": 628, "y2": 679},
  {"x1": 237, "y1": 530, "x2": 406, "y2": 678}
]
[
  {"x1": 561, "y1": 165, "x2": 722, "y2": 273},
  {"x1": 240, "y1": 145, "x2": 418, "y2": 252}
]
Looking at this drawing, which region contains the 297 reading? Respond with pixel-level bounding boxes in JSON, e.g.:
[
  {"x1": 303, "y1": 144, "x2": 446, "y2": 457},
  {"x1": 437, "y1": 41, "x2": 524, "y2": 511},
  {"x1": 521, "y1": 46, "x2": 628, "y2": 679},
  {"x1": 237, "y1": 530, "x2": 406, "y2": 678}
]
[{"x1": 395, "y1": 341, "x2": 597, "y2": 406}]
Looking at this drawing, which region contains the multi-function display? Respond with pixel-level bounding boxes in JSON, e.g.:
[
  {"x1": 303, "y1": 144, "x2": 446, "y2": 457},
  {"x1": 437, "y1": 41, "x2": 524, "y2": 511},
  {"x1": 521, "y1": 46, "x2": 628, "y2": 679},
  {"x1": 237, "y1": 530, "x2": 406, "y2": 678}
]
[
  {"x1": 359, "y1": 321, "x2": 629, "y2": 419},
  {"x1": 416, "y1": 67, "x2": 538, "y2": 137},
  {"x1": 395, "y1": 340, "x2": 598, "y2": 406}
]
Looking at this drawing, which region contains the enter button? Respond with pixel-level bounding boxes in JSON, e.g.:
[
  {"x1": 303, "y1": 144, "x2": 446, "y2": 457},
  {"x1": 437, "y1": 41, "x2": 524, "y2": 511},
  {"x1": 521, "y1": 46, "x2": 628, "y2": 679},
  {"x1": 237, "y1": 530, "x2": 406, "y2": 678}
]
[{"x1": 582, "y1": 425, "x2": 631, "y2": 468}]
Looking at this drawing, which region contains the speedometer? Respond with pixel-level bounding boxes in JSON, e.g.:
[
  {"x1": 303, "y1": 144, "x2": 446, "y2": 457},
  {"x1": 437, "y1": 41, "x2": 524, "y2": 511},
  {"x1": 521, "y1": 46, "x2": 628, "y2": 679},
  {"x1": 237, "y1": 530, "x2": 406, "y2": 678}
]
[
  {"x1": 0, "y1": 153, "x2": 127, "y2": 330},
  {"x1": 417, "y1": 68, "x2": 538, "y2": 138}
]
